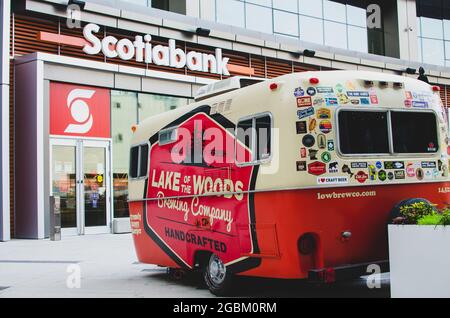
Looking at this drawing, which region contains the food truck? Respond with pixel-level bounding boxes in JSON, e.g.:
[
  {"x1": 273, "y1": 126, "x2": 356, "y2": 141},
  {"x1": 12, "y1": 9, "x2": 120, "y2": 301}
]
[{"x1": 128, "y1": 71, "x2": 450, "y2": 295}]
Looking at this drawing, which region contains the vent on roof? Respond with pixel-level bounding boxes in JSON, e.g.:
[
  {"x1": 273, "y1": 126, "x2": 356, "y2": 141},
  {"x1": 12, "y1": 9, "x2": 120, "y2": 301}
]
[{"x1": 194, "y1": 77, "x2": 266, "y2": 102}]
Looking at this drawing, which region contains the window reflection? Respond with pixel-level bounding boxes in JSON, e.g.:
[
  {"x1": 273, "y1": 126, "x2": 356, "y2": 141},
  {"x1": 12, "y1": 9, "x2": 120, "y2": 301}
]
[{"x1": 111, "y1": 90, "x2": 190, "y2": 219}]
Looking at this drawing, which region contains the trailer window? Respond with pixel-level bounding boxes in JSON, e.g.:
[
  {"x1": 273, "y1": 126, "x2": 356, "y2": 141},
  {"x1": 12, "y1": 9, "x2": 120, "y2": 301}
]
[
  {"x1": 129, "y1": 146, "x2": 139, "y2": 178},
  {"x1": 236, "y1": 114, "x2": 272, "y2": 164},
  {"x1": 391, "y1": 112, "x2": 438, "y2": 153},
  {"x1": 129, "y1": 144, "x2": 149, "y2": 179},
  {"x1": 338, "y1": 111, "x2": 390, "y2": 155}
]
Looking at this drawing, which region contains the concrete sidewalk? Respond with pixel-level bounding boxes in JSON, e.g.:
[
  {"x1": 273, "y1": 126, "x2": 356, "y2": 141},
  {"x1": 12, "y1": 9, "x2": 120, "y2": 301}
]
[
  {"x1": 0, "y1": 234, "x2": 390, "y2": 298},
  {"x1": 0, "y1": 234, "x2": 210, "y2": 298}
]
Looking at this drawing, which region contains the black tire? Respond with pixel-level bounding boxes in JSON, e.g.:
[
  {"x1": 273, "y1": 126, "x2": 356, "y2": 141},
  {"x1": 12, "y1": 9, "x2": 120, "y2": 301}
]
[{"x1": 203, "y1": 253, "x2": 234, "y2": 296}]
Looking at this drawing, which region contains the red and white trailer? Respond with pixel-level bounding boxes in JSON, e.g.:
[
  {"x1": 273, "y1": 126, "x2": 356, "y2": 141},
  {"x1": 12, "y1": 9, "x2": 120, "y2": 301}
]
[{"x1": 128, "y1": 71, "x2": 449, "y2": 295}]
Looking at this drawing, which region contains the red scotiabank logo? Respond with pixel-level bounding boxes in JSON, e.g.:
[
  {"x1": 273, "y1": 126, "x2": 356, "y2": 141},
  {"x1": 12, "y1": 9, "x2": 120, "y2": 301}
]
[
  {"x1": 50, "y1": 82, "x2": 110, "y2": 138},
  {"x1": 146, "y1": 113, "x2": 255, "y2": 268}
]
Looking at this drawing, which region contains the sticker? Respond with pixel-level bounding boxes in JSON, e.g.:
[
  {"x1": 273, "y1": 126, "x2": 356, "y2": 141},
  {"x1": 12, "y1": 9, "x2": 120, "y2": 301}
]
[
  {"x1": 394, "y1": 170, "x2": 406, "y2": 180},
  {"x1": 296, "y1": 121, "x2": 307, "y2": 134},
  {"x1": 347, "y1": 91, "x2": 370, "y2": 98},
  {"x1": 317, "y1": 87, "x2": 334, "y2": 94},
  {"x1": 308, "y1": 161, "x2": 326, "y2": 176},
  {"x1": 325, "y1": 98, "x2": 339, "y2": 106},
  {"x1": 405, "y1": 91, "x2": 413, "y2": 100},
  {"x1": 307, "y1": 87, "x2": 317, "y2": 96},
  {"x1": 425, "y1": 170, "x2": 433, "y2": 180},
  {"x1": 296, "y1": 161, "x2": 307, "y2": 172},
  {"x1": 321, "y1": 152, "x2": 332, "y2": 163},
  {"x1": 300, "y1": 147, "x2": 307, "y2": 158},
  {"x1": 369, "y1": 165, "x2": 377, "y2": 180},
  {"x1": 355, "y1": 171, "x2": 369, "y2": 184},
  {"x1": 427, "y1": 142, "x2": 437, "y2": 152},
  {"x1": 309, "y1": 118, "x2": 317, "y2": 132},
  {"x1": 404, "y1": 99, "x2": 412, "y2": 108},
  {"x1": 317, "y1": 176, "x2": 349, "y2": 185},
  {"x1": 337, "y1": 93, "x2": 350, "y2": 104},
  {"x1": 96, "y1": 175, "x2": 103, "y2": 183},
  {"x1": 302, "y1": 134, "x2": 316, "y2": 148},
  {"x1": 360, "y1": 98, "x2": 370, "y2": 105},
  {"x1": 294, "y1": 87, "x2": 305, "y2": 97},
  {"x1": 416, "y1": 168, "x2": 424, "y2": 180},
  {"x1": 308, "y1": 149, "x2": 319, "y2": 160},
  {"x1": 313, "y1": 97, "x2": 325, "y2": 107},
  {"x1": 297, "y1": 96, "x2": 313, "y2": 107},
  {"x1": 384, "y1": 161, "x2": 405, "y2": 170},
  {"x1": 316, "y1": 108, "x2": 331, "y2": 119},
  {"x1": 351, "y1": 162, "x2": 368, "y2": 169},
  {"x1": 351, "y1": 99, "x2": 360, "y2": 105},
  {"x1": 342, "y1": 164, "x2": 354, "y2": 178},
  {"x1": 329, "y1": 162, "x2": 339, "y2": 173},
  {"x1": 406, "y1": 163, "x2": 416, "y2": 177},
  {"x1": 346, "y1": 81, "x2": 356, "y2": 90},
  {"x1": 370, "y1": 95, "x2": 379, "y2": 104},
  {"x1": 317, "y1": 134, "x2": 327, "y2": 149},
  {"x1": 328, "y1": 140, "x2": 335, "y2": 151},
  {"x1": 421, "y1": 161, "x2": 437, "y2": 169},
  {"x1": 376, "y1": 161, "x2": 382, "y2": 169},
  {"x1": 319, "y1": 120, "x2": 332, "y2": 134},
  {"x1": 335, "y1": 83, "x2": 344, "y2": 93},
  {"x1": 388, "y1": 172, "x2": 394, "y2": 180},
  {"x1": 378, "y1": 170, "x2": 387, "y2": 181},
  {"x1": 297, "y1": 107, "x2": 315, "y2": 119},
  {"x1": 412, "y1": 101, "x2": 428, "y2": 109}
]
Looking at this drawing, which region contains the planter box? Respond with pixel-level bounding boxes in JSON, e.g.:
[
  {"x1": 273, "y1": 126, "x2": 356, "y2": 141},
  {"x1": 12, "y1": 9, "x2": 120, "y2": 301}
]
[{"x1": 388, "y1": 225, "x2": 450, "y2": 298}]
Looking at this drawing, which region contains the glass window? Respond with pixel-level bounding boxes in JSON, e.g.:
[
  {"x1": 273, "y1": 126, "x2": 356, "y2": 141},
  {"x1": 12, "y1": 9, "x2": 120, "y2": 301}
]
[
  {"x1": 348, "y1": 26, "x2": 368, "y2": 53},
  {"x1": 255, "y1": 116, "x2": 271, "y2": 161},
  {"x1": 273, "y1": 0, "x2": 297, "y2": 13},
  {"x1": 421, "y1": 17, "x2": 444, "y2": 39},
  {"x1": 422, "y1": 38, "x2": 445, "y2": 66},
  {"x1": 323, "y1": 0, "x2": 346, "y2": 23},
  {"x1": 444, "y1": 20, "x2": 450, "y2": 40},
  {"x1": 299, "y1": 15, "x2": 324, "y2": 45},
  {"x1": 129, "y1": 147, "x2": 139, "y2": 178},
  {"x1": 417, "y1": 38, "x2": 423, "y2": 62},
  {"x1": 246, "y1": 0, "x2": 272, "y2": 7},
  {"x1": 138, "y1": 93, "x2": 189, "y2": 123},
  {"x1": 111, "y1": 91, "x2": 138, "y2": 218},
  {"x1": 346, "y1": 5, "x2": 367, "y2": 27},
  {"x1": 324, "y1": 21, "x2": 347, "y2": 49},
  {"x1": 139, "y1": 144, "x2": 149, "y2": 177},
  {"x1": 298, "y1": 0, "x2": 322, "y2": 18},
  {"x1": 391, "y1": 112, "x2": 438, "y2": 154},
  {"x1": 216, "y1": 0, "x2": 245, "y2": 27},
  {"x1": 246, "y1": 3, "x2": 273, "y2": 34},
  {"x1": 236, "y1": 114, "x2": 272, "y2": 164},
  {"x1": 338, "y1": 111, "x2": 390, "y2": 155},
  {"x1": 274, "y1": 10, "x2": 299, "y2": 36}
]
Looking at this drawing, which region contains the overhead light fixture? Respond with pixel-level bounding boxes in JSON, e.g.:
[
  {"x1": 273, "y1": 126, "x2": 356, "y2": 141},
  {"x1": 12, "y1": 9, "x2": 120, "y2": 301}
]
[
  {"x1": 302, "y1": 49, "x2": 316, "y2": 58},
  {"x1": 291, "y1": 49, "x2": 316, "y2": 58},
  {"x1": 68, "y1": 0, "x2": 86, "y2": 10},
  {"x1": 196, "y1": 28, "x2": 211, "y2": 37},
  {"x1": 405, "y1": 67, "x2": 417, "y2": 75}
]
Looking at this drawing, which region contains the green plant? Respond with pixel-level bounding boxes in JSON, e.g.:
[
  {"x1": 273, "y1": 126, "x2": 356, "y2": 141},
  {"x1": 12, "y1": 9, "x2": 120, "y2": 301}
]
[
  {"x1": 417, "y1": 213, "x2": 442, "y2": 225},
  {"x1": 439, "y1": 209, "x2": 450, "y2": 226},
  {"x1": 399, "y1": 202, "x2": 436, "y2": 224}
]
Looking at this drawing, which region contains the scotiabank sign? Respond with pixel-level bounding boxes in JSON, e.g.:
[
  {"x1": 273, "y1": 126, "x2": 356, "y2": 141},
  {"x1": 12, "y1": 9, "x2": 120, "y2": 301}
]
[
  {"x1": 50, "y1": 82, "x2": 111, "y2": 138},
  {"x1": 82, "y1": 24, "x2": 230, "y2": 76}
]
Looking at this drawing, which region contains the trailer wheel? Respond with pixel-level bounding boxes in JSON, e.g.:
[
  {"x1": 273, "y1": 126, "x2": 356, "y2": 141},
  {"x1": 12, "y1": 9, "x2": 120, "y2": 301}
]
[{"x1": 203, "y1": 253, "x2": 233, "y2": 296}]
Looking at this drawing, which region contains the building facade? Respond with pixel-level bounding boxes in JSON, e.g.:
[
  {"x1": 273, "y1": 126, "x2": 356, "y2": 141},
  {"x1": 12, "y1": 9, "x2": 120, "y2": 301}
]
[{"x1": 1, "y1": 0, "x2": 450, "y2": 240}]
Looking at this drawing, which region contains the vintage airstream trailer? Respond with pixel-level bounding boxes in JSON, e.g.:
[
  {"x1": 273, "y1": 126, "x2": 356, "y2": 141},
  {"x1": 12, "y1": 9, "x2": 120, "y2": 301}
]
[{"x1": 128, "y1": 71, "x2": 449, "y2": 295}]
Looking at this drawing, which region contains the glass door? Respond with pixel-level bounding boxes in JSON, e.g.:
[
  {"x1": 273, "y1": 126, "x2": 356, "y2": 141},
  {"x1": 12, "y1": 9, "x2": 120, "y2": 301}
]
[{"x1": 50, "y1": 139, "x2": 111, "y2": 236}]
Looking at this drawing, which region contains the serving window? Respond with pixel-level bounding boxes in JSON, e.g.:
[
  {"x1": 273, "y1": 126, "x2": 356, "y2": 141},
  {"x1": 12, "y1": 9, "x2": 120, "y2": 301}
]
[{"x1": 338, "y1": 109, "x2": 439, "y2": 156}]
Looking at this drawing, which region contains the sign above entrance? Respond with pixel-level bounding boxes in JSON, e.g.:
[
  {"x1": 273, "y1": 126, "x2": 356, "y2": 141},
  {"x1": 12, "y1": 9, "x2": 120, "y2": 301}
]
[
  {"x1": 83, "y1": 23, "x2": 230, "y2": 76},
  {"x1": 50, "y1": 82, "x2": 111, "y2": 138}
]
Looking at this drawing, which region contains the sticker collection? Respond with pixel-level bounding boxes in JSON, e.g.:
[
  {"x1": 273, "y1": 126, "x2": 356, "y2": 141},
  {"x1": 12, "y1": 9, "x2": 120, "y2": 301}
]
[{"x1": 294, "y1": 80, "x2": 447, "y2": 186}]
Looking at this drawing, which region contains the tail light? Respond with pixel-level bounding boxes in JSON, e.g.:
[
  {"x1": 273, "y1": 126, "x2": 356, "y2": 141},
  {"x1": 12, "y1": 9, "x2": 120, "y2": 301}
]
[{"x1": 317, "y1": 268, "x2": 336, "y2": 284}]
